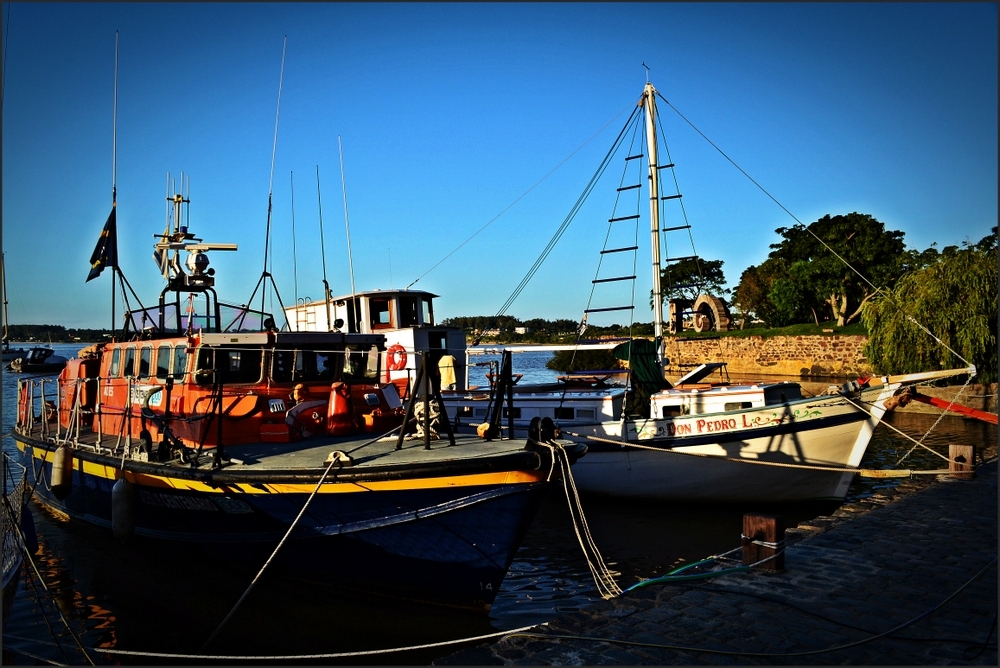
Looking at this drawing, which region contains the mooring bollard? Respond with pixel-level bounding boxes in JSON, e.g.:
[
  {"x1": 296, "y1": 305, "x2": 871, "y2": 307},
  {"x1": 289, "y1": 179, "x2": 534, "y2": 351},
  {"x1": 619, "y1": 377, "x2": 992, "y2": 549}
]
[
  {"x1": 742, "y1": 513, "x2": 784, "y2": 572},
  {"x1": 948, "y1": 444, "x2": 975, "y2": 479}
]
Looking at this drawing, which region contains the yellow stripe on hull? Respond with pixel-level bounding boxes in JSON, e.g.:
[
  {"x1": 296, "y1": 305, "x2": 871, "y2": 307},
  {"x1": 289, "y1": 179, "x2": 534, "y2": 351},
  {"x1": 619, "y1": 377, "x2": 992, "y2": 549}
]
[{"x1": 21, "y1": 444, "x2": 545, "y2": 494}]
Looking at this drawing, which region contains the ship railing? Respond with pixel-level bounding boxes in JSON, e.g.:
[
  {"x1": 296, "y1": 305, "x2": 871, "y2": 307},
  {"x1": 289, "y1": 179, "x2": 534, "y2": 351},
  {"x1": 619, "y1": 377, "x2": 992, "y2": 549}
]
[{"x1": 16, "y1": 376, "x2": 60, "y2": 441}]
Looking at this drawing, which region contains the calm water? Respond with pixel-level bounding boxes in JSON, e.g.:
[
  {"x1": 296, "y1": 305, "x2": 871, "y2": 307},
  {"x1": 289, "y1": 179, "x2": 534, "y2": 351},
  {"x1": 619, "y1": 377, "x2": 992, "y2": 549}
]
[{"x1": 3, "y1": 344, "x2": 995, "y2": 664}]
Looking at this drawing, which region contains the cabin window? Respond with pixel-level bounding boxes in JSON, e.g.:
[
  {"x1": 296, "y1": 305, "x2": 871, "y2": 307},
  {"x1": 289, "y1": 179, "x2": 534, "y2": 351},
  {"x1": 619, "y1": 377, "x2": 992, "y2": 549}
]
[
  {"x1": 724, "y1": 402, "x2": 753, "y2": 411},
  {"x1": 155, "y1": 345, "x2": 171, "y2": 379},
  {"x1": 272, "y1": 350, "x2": 295, "y2": 383},
  {"x1": 399, "y1": 296, "x2": 420, "y2": 327},
  {"x1": 172, "y1": 347, "x2": 188, "y2": 379},
  {"x1": 369, "y1": 297, "x2": 392, "y2": 330},
  {"x1": 109, "y1": 348, "x2": 122, "y2": 377},
  {"x1": 139, "y1": 346, "x2": 153, "y2": 378},
  {"x1": 218, "y1": 349, "x2": 263, "y2": 384},
  {"x1": 123, "y1": 347, "x2": 137, "y2": 377},
  {"x1": 555, "y1": 407, "x2": 575, "y2": 420},
  {"x1": 503, "y1": 407, "x2": 522, "y2": 419},
  {"x1": 421, "y1": 297, "x2": 433, "y2": 326},
  {"x1": 342, "y1": 345, "x2": 379, "y2": 382},
  {"x1": 661, "y1": 405, "x2": 686, "y2": 418}
]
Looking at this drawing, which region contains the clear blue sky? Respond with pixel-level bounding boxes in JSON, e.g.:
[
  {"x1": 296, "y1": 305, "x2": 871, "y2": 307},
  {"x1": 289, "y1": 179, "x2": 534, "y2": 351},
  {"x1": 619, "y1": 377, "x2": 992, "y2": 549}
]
[{"x1": 2, "y1": 3, "x2": 996, "y2": 330}]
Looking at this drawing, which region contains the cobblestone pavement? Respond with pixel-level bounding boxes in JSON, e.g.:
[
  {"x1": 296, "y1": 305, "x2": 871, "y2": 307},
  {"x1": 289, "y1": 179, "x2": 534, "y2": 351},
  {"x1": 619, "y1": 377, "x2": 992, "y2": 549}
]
[{"x1": 436, "y1": 450, "x2": 997, "y2": 665}]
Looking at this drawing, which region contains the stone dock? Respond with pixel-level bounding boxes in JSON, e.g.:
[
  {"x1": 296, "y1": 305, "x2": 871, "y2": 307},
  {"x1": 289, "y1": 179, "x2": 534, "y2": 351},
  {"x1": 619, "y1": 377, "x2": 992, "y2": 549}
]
[{"x1": 437, "y1": 448, "x2": 998, "y2": 665}]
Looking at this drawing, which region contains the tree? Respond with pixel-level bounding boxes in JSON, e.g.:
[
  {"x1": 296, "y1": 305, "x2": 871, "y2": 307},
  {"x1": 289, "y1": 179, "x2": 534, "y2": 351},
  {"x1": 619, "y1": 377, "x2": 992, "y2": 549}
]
[
  {"x1": 734, "y1": 213, "x2": 907, "y2": 328},
  {"x1": 862, "y1": 228, "x2": 997, "y2": 383}
]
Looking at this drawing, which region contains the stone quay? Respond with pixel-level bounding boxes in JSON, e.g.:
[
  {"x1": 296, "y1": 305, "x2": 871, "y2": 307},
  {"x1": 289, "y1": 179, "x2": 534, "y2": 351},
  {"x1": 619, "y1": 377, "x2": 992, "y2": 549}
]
[{"x1": 437, "y1": 445, "x2": 997, "y2": 665}]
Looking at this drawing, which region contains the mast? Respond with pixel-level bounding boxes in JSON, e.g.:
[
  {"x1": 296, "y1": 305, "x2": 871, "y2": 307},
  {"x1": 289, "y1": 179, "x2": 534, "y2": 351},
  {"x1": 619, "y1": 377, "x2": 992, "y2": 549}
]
[{"x1": 642, "y1": 82, "x2": 665, "y2": 368}]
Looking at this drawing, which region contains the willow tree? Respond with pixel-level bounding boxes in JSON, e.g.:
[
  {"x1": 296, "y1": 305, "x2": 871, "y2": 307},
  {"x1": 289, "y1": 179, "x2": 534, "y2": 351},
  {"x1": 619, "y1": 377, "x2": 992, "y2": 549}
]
[{"x1": 862, "y1": 231, "x2": 997, "y2": 383}]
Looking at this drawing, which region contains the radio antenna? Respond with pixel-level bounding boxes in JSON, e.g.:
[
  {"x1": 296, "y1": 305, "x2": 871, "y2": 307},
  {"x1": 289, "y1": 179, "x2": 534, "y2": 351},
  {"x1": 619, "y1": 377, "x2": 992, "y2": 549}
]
[
  {"x1": 242, "y1": 36, "x2": 289, "y2": 331},
  {"x1": 316, "y1": 165, "x2": 333, "y2": 332},
  {"x1": 290, "y1": 170, "x2": 299, "y2": 306},
  {"x1": 338, "y1": 135, "x2": 357, "y2": 301}
]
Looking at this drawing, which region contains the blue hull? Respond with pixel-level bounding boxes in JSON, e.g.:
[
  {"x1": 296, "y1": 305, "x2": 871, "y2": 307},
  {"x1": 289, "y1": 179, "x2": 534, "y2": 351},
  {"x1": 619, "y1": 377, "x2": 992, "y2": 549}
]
[{"x1": 17, "y1": 440, "x2": 552, "y2": 608}]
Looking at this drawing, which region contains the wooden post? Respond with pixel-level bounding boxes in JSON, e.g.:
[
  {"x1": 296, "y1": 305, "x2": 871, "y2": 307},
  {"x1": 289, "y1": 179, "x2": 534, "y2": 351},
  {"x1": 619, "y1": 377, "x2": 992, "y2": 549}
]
[
  {"x1": 742, "y1": 513, "x2": 784, "y2": 571},
  {"x1": 949, "y1": 444, "x2": 975, "y2": 479}
]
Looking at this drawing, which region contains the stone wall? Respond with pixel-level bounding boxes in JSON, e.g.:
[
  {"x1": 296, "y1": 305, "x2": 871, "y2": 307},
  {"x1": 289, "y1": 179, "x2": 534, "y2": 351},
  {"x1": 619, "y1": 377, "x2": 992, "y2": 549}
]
[{"x1": 663, "y1": 334, "x2": 872, "y2": 378}]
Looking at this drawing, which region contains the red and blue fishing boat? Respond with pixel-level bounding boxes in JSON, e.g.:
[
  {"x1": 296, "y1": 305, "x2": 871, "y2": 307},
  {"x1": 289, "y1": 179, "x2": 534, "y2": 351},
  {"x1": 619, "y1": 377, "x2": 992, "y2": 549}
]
[{"x1": 11, "y1": 191, "x2": 584, "y2": 609}]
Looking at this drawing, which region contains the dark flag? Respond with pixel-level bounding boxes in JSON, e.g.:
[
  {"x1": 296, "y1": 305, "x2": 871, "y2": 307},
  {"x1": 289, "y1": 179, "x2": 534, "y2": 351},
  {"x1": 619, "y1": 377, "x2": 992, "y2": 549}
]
[{"x1": 86, "y1": 206, "x2": 118, "y2": 282}]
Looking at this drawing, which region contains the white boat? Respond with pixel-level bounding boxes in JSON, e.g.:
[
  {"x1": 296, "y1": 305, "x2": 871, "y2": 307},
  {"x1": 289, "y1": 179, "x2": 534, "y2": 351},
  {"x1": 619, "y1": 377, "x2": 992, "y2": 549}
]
[
  {"x1": 284, "y1": 291, "x2": 629, "y2": 428},
  {"x1": 546, "y1": 82, "x2": 976, "y2": 502}
]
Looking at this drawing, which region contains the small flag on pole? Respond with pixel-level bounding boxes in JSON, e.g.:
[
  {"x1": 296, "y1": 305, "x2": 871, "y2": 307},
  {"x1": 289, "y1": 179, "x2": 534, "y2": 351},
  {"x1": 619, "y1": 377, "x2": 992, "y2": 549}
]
[{"x1": 86, "y1": 206, "x2": 118, "y2": 282}]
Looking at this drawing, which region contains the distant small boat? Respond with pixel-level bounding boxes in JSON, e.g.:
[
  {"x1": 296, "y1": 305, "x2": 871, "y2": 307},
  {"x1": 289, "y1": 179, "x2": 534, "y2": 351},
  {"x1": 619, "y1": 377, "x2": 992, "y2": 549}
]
[
  {"x1": 8, "y1": 346, "x2": 68, "y2": 373},
  {"x1": 2, "y1": 341, "x2": 30, "y2": 363}
]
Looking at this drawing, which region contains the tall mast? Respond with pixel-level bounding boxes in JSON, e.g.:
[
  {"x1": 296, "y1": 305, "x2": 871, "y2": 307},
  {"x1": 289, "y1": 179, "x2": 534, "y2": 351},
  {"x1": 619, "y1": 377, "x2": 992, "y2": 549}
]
[{"x1": 643, "y1": 82, "x2": 664, "y2": 367}]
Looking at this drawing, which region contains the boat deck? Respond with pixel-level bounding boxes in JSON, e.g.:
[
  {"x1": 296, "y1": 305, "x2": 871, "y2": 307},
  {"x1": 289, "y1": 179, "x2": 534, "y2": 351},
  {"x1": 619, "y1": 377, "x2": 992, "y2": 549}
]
[{"x1": 18, "y1": 422, "x2": 554, "y2": 479}]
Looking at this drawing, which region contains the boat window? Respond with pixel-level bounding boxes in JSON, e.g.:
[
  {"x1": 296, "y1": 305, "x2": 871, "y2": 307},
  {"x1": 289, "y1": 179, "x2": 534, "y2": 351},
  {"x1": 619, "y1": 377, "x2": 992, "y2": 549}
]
[
  {"x1": 139, "y1": 346, "x2": 153, "y2": 378},
  {"x1": 155, "y1": 345, "x2": 171, "y2": 379},
  {"x1": 555, "y1": 407, "x2": 575, "y2": 420},
  {"x1": 369, "y1": 297, "x2": 393, "y2": 330},
  {"x1": 343, "y1": 345, "x2": 379, "y2": 382},
  {"x1": 172, "y1": 347, "x2": 188, "y2": 380},
  {"x1": 399, "y1": 296, "x2": 420, "y2": 327},
  {"x1": 724, "y1": 402, "x2": 753, "y2": 411},
  {"x1": 274, "y1": 350, "x2": 339, "y2": 383},
  {"x1": 123, "y1": 347, "x2": 137, "y2": 377},
  {"x1": 217, "y1": 349, "x2": 263, "y2": 384},
  {"x1": 109, "y1": 348, "x2": 121, "y2": 377},
  {"x1": 272, "y1": 350, "x2": 295, "y2": 383},
  {"x1": 421, "y1": 297, "x2": 434, "y2": 326},
  {"x1": 661, "y1": 405, "x2": 687, "y2": 418}
]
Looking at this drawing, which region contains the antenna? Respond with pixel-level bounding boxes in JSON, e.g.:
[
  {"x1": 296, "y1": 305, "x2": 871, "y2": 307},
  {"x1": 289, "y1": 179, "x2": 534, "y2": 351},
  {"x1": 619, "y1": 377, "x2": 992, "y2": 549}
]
[
  {"x1": 338, "y1": 135, "x2": 357, "y2": 300},
  {"x1": 316, "y1": 166, "x2": 333, "y2": 332},
  {"x1": 110, "y1": 30, "x2": 119, "y2": 332},
  {"x1": 290, "y1": 170, "x2": 299, "y2": 307},
  {"x1": 241, "y1": 37, "x2": 289, "y2": 331}
]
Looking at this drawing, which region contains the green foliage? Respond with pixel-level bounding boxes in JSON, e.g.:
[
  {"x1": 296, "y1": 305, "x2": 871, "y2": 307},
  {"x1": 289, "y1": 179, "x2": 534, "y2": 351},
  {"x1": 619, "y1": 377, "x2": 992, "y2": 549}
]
[
  {"x1": 4, "y1": 324, "x2": 112, "y2": 343},
  {"x1": 862, "y1": 230, "x2": 997, "y2": 383},
  {"x1": 734, "y1": 213, "x2": 908, "y2": 328},
  {"x1": 546, "y1": 349, "x2": 622, "y2": 372},
  {"x1": 659, "y1": 258, "x2": 727, "y2": 305}
]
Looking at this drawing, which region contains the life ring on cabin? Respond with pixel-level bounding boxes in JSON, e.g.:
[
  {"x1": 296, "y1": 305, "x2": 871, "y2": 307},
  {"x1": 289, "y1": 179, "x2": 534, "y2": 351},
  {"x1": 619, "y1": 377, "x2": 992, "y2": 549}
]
[{"x1": 386, "y1": 345, "x2": 407, "y2": 371}]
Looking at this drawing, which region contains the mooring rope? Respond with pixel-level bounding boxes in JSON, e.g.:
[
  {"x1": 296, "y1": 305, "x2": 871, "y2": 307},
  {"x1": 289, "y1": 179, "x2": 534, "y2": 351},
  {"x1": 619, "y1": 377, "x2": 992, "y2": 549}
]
[
  {"x1": 546, "y1": 443, "x2": 622, "y2": 598},
  {"x1": 5, "y1": 623, "x2": 543, "y2": 661},
  {"x1": 566, "y1": 429, "x2": 958, "y2": 478}
]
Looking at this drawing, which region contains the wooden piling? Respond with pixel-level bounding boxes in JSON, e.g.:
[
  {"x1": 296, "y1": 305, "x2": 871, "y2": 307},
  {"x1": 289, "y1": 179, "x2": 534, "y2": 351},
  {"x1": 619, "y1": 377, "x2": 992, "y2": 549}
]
[
  {"x1": 742, "y1": 513, "x2": 784, "y2": 571},
  {"x1": 948, "y1": 444, "x2": 975, "y2": 479}
]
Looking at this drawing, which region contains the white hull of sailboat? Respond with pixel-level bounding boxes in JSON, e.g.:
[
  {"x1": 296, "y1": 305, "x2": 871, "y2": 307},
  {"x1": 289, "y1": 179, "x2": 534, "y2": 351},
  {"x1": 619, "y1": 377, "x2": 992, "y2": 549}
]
[{"x1": 562, "y1": 387, "x2": 890, "y2": 502}]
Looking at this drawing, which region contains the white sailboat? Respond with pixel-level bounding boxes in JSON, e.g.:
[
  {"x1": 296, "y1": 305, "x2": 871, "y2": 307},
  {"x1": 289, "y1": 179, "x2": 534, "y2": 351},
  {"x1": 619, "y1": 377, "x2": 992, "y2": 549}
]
[{"x1": 546, "y1": 81, "x2": 974, "y2": 502}]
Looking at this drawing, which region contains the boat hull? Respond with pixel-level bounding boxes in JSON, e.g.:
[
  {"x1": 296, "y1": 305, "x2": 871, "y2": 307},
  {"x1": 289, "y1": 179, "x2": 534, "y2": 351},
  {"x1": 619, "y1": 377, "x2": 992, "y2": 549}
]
[
  {"x1": 563, "y1": 390, "x2": 888, "y2": 502},
  {"x1": 13, "y1": 436, "x2": 555, "y2": 608}
]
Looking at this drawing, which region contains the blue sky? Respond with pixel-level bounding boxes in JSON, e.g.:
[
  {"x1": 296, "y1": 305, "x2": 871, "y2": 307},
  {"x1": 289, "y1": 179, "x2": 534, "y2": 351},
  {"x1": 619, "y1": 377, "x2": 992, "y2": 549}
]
[{"x1": 2, "y1": 3, "x2": 996, "y2": 330}]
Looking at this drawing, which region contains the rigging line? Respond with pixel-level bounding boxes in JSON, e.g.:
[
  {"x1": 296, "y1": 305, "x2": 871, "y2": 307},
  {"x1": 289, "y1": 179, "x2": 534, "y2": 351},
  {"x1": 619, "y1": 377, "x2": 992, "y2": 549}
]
[
  {"x1": 655, "y1": 90, "x2": 881, "y2": 291},
  {"x1": 404, "y1": 102, "x2": 636, "y2": 290},
  {"x1": 490, "y1": 105, "x2": 643, "y2": 323},
  {"x1": 1, "y1": 1, "x2": 8, "y2": 111},
  {"x1": 201, "y1": 453, "x2": 343, "y2": 651},
  {"x1": 260, "y1": 36, "x2": 287, "y2": 317},
  {"x1": 656, "y1": 90, "x2": 973, "y2": 365}
]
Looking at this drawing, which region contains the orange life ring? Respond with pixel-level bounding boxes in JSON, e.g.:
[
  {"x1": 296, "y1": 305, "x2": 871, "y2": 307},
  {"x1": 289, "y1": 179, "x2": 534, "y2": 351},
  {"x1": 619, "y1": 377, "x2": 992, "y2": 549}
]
[{"x1": 386, "y1": 344, "x2": 407, "y2": 371}]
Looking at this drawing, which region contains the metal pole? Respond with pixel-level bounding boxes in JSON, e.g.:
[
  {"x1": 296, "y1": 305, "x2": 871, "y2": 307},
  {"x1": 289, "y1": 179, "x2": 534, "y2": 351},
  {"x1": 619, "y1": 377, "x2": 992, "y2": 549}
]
[{"x1": 643, "y1": 82, "x2": 665, "y2": 370}]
